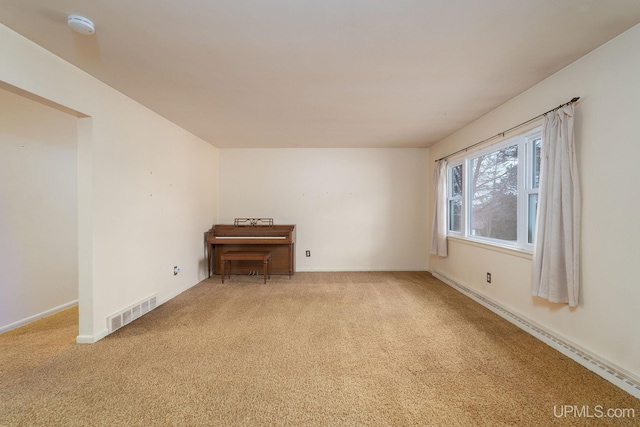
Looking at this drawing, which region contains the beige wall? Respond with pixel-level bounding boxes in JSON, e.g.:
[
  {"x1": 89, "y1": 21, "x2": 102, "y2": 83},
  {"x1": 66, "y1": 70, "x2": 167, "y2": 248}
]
[
  {"x1": 428, "y1": 24, "x2": 640, "y2": 379},
  {"x1": 219, "y1": 148, "x2": 429, "y2": 271},
  {"x1": 0, "y1": 87, "x2": 78, "y2": 331},
  {"x1": 0, "y1": 24, "x2": 218, "y2": 342}
]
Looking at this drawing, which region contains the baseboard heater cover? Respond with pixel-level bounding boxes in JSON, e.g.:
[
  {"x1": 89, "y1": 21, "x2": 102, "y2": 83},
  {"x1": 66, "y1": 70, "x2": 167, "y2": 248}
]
[
  {"x1": 107, "y1": 295, "x2": 157, "y2": 334},
  {"x1": 431, "y1": 271, "x2": 640, "y2": 400}
]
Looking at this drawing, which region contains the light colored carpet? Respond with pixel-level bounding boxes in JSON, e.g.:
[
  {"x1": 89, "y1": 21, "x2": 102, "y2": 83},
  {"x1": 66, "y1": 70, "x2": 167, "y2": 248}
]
[{"x1": 1, "y1": 272, "x2": 638, "y2": 426}]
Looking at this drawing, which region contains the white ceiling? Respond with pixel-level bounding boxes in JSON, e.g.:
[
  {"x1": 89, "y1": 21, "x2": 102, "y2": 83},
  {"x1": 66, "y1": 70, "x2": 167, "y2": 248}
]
[{"x1": 2, "y1": 1, "x2": 640, "y2": 148}]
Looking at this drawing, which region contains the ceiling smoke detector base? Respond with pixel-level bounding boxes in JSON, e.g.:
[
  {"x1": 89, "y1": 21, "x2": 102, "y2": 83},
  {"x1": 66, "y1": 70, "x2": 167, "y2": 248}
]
[{"x1": 68, "y1": 15, "x2": 95, "y2": 35}]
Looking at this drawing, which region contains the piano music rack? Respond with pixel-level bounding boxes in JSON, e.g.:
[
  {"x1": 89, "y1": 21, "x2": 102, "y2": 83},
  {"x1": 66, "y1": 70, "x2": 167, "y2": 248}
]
[{"x1": 234, "y1": 218, "x2": 274, "y2": 227}]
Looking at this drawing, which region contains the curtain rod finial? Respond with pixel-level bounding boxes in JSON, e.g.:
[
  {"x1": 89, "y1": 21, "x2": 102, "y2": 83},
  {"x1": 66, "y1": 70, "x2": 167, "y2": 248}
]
[{"x1": 571, "y1": 97, "x2": 580, "y2": 103}]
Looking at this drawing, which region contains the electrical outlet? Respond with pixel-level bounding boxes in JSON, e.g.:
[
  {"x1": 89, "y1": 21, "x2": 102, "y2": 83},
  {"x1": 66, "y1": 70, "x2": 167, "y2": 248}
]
[
  {"x1": 305, "y1": 250, "x2": 311, "y2": 257},
  {"x1": 174, "y1": 266, "x2": 180, "y2": 276},
  {"x1": 486, "y1": 272, "x2": 491, "y2": 283}
]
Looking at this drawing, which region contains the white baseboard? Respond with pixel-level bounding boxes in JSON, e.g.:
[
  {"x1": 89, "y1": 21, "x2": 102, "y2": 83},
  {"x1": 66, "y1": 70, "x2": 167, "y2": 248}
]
[
  {"x1": 159, "y1": 279, "x2": 199, "y2": 306},
  {"x1": 430, "y1": 270, "x2": 640, "y2": 400},
  {"x1": 0, "y1": 300, "x2": 78, "y2": 334},
  {"x1": 76, "y1": 278, "x2": 200, "y2": 344},
  {"x1": 76, "y1": 328, "x2": 108, "y2": 344}
]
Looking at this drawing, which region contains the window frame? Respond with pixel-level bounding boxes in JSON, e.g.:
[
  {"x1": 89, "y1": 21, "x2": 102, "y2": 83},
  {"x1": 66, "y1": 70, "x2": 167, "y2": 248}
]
[
  {"x1": 446, "y1": 126, "x2": 542, "y2": 252},
  {"x1": 447, "y1": 161, "x2": 464, "y2": 236},
  {"x1": 521, "y1": 135, "x2": 541, "y2": 248}
]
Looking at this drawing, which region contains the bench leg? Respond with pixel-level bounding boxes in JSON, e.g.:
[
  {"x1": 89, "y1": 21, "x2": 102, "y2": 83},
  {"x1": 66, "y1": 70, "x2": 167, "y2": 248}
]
[
  {"x1": 221, "y1": 260, "x2": 226, "y2": 284},
  {"x1": 263, "y1": 260, "x2": 267, "y2": 284}
]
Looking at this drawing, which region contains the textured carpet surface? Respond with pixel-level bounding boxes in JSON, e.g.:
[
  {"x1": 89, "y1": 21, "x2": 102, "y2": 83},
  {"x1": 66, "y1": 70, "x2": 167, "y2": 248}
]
[{"x1": 1, "y1": 272, "x2": 638, "y2": 426}]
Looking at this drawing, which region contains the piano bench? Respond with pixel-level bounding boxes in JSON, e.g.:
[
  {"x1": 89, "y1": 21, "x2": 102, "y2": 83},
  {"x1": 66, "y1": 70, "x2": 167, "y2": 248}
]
[{"x1": 220, "y1": 251, "x2": 272, "y2": 284}]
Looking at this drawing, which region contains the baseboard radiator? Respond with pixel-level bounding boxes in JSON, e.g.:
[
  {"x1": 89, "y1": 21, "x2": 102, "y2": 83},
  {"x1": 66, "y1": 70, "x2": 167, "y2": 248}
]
[
  {"x1": 107, "y1": 295, "x2": 157, "y2": 334},
  {"x1": 431, "y1": 271, "x2": 640, "y2": 399}
]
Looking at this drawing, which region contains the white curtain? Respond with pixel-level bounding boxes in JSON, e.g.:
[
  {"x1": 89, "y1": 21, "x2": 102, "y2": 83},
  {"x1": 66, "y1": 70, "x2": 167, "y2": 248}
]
[
  {"x1": 430, "y1": 159, "x2": 448, "y2": 257},
  {"x1": 532, "y1": 104, "x2": 580, "y2": 306}
]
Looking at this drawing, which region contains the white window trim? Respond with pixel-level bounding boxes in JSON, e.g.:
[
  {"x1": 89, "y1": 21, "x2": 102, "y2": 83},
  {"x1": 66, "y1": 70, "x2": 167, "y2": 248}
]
[
  {"x1": 521, "y1": 133, "x2": 541, "y2": 251},
  {"x1": 447, "y1": 126, "x2": 542, "y2": 252},
  {"x1": 447, "y1": 160, "x2": 464, "y2": 237}
]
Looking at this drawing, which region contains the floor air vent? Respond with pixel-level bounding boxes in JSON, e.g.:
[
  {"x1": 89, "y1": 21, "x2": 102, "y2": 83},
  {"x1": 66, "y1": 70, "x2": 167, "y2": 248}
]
[{"x1": 107, "y1": 295, "x2": 157, "y2": 333}]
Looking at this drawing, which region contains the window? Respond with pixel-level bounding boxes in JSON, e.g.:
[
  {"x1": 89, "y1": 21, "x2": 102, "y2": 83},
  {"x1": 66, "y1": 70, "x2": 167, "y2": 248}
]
[
  {"x1": 447, "y1": 127, "x2": 541, "y2": 250},
  {"x1": 525, "y1": 137, "x2": 541, "y2": 244},
  {"x1": 448, "y1": 163, "x2": 463, "y2": 233},
  {"x1": 470, "y1": 143, "x2": 518, "y2": 242}
]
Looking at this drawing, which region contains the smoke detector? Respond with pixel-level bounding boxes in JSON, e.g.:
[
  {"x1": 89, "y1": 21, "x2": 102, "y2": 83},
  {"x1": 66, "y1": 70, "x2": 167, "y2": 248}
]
[{"x1": 68, "y1": 15, "x2": 95, "y2": 35}]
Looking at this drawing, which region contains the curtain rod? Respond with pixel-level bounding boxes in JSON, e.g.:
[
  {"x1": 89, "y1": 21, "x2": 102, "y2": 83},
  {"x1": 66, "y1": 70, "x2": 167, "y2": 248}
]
[{"x1": 434, "y1": 97, "x2": 580, "y2": 163}]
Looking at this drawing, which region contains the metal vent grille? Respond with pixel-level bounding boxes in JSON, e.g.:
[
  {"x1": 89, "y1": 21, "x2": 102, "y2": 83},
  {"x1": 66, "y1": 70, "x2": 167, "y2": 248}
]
[{"x1": 106, "y1": 294, "x2": 158, "y2": 334}]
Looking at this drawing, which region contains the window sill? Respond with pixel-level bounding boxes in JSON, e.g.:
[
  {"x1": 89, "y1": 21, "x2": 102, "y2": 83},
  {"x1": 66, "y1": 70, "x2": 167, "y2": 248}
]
[{"x1": 447, "y1": 236, "x2": 533, "y2": 260}]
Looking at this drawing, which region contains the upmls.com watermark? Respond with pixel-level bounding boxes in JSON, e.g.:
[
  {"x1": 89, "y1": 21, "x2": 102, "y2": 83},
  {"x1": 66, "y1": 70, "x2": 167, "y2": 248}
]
[{"x1": 554, "y1": 405, "x2": 636, "y2": 419}]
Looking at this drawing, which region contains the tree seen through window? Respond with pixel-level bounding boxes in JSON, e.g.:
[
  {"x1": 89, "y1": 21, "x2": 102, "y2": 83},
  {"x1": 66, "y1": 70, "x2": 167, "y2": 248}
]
[{"x1": 470, "y1": 144, "x2": 518, "y2": 241}]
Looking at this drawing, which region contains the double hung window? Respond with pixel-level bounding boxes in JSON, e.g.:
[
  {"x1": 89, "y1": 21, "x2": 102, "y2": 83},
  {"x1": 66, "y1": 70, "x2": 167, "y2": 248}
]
[
  {"x1": 446, "y1": 126, "x2": 541, "y2": 251},
  {"x1": 448, "y1": 164, "x2": 463, "y2": 233}
]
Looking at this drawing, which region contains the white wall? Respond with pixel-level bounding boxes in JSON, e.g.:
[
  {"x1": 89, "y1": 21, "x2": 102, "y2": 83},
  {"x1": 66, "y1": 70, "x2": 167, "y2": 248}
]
[
  {"x1": 219, "y1": 148, "x2": 429, "y2": 271},
  {"x1": 0, "y1": 24, "x2": 218, "y2": 342},
  {"x1": 428, "y1": 24, "x2": 640, "y2": 380},
  {"x1": 0, "y1": 87, "x2": 78, "y2": 331}
]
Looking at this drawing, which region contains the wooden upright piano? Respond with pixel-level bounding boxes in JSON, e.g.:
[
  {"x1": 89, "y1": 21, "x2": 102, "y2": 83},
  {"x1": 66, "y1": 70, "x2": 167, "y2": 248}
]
[{"x1": 206, "y1": 219, "x2": 296, "y2": 278}]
